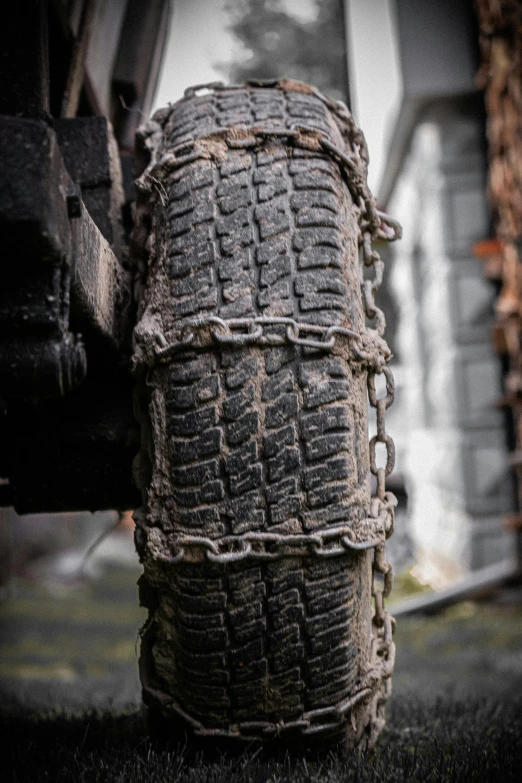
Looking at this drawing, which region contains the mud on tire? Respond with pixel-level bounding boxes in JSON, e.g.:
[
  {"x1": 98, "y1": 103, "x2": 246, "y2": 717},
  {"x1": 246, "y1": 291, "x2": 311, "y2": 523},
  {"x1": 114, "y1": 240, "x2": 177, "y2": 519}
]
[{"x1": 132, "y1": 80, "x2": 396, "y2": 747}]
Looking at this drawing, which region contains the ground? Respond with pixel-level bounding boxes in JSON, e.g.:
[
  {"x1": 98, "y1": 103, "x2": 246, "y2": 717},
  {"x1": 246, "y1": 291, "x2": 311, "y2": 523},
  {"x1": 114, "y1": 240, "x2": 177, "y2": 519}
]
[{"x1": 1, "y1": 544, "x2": 521, "y2": 781}]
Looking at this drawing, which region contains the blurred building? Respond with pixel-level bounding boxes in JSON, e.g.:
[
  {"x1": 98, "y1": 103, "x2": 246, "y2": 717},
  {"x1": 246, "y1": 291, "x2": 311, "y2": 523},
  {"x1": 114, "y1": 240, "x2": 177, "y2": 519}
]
[{"x1": 350, "y1": 0, "x2": 519, "y2": 584}]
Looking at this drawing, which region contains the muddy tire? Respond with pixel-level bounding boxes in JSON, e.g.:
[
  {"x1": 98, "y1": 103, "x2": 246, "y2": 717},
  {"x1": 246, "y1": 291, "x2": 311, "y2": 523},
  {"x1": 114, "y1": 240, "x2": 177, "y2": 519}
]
[{"x1": 132, "y1": 80, "x2": 395, "y2": 748}]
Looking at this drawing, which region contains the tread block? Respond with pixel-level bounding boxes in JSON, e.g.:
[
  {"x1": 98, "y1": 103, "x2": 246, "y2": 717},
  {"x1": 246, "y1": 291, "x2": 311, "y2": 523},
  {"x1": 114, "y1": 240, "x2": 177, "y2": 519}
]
[
  {"x1": 264, "y1": 346, "x2": 293, "y2": 374},
  {"x1": 270, "y1": 567, "x2": 304, "y2": 595},
  {"x1": 229, "y1": 602, "x2": 263, "y2": 626},
  {"x1": 258, "y1": 178, "x2": 288, "y2": 202},
  {"x1": 216, "y1": 170, "x2": 249, "y2": 196},
  {"x1": 231, "y1": 617, "x2": 267, "y2": 644},
  {"x1": 166, "y1": 187, "x2": 212, "y2": 217},
  {"x1": 220, "y1": 226, "x2": 254, "y2": 255},
  {"x1": 168, "y1": 202, "x2": 215, "y2": 236},
  {"x1": 265, "y1": 475, "x2": 298, "y2": 503},
  {"x1": 308, "y1": 584, "x2": 354, "y2": 616},
  {"x1": 172, "y1": 479, "x2": 224, "y2": 507},
  {"x1": 168, "y1": 243, "x2": 217, "y2": 278},
  {"x1": 308, "y1": 643, "x2": 354, "y2": 676},
  {"x1": 293, "y1": 227, "x2": 342, "y2": 251},
  {"x1": 230, "y1": 638, "x2": 265, "y2": 668},
  {"x1": 304, "y1": 457, "x2": 352, "y2": 490},
  {"x1": 268, "y1": 446, "x2": 300, "y2": 482},
  {"x1": 226, "y1": 411, "x2": 259, "y2": 446},
  {"x1": 178, "y1": 609, "x2": 225, "y2": 630},
  {"x1": 167, "y1": 375, "x2": 219, "y2": 410},
  {"x1": 168, "y1": 167, "x2": 214, "y2": 199},
  {"x1": 294, "y1": 271, "x2": 347, "y2": 297},
  {"x1": 300, "y1": 358, "x2": 348, "y2": 384},
  {"x1": 220, "y1": 154, "x2": 252, "y2": 177},
  {"x1": 181, "y1": 506, "x2": 222, "y2": 529},
  {"x1": 270, "y1": 602, "x2": 304, "y2": 631},
  {"x1": 180, "y1": 626, "x2": 228, "y2": 653},
  {"x1": 217, "y1": 247, "x2": 253, "y2": 281},
  {"x1": 226, "y1": 440, "x2": 258, "y2": 474},
  {"x1": 295, "y1": 208, "x2": 339, "y2": 228},
  {"x1": 290, "y1": 191, "x2": 338, "y2": 212},
  {"x1": 307, "y1": 622, "x2": 351, "y2": 656},
  {"x1": 257, "y1": 280, "x2": 290, "y2": 307},
  {"x1": 307, "y1": 482, "x2": 350, "y2": 508},
  {"x1": 220, "y1": 293, "x2": 254, "y2": 319},
  {"x1": 171, "y1": 458, "x2": 219, "y2": 487},
  {"x1": 169, "y1": 223, "x2": 212, "y2": 251},
  {"x1": 292, "y1": 172, "x2": 338, "y2": 193},
  {"x1": 177, "y1": 663, "x2": 230, "y2": 686},
  {"x1": 268, "y1": 587, "x2": 300, "y2": 613},
  {"x1": 169, "y1": 354, "x2": 216, "y2": 384},
  {"x1": 168, "y1": 405, "x2": 218, "y2": 437},
  {"x1": 225, "y1": 357, "x2": 259, "y2": 389},
  {"x1": 297, "y1": 245, "x2": 342, "y2": 270},
  {"x1": 229, "y1": 493, "x2": 265, "y2": 535},
  {"x1": 305, "y1": 604, "x2": 353, "y2": 638},
  {"x1": 300, "y1": 408, "x2": 350, "y2": 441},
  {"x1": 171, "y1": 267, "x2": 214, "y2": 298},
  {"x1": 259, "y1": 254, "x2": 291, "y2": 286},
  {"x1": 256, "y1": 234, "x2": 289, "y2": 264},
  {"x1": 263, "y1": 423, "x2": 296, "y2": 457},
  {"x1": 175, "y1": 591, "x2": 227, "y2": 614},
  {"x1": 303, "y1": 502, "x2": 353, "y2": 530},
  {"x1": 170, "y1": 428, "x2": 223, "y2": 465},
  {"x1": 231, "y1": 681, "x2": 265, "y2": 708},
  {"x1": 229, "y1": 464, "x2": 262, "y2": 496},
  {"x1": 303, "y1": 380, "x2": 350, "y2": 409},
  {"x1": 270, "y1": 643, "x2": 305, "y2": 674},
  {"x1": 172, "y1": 290, "x2": 218, "y2": 318},
  {"x1": 253, "y1": 163, "x2": 285, "y2": 184},
  {"x1": 266, "y1": 393, "x2": 298, "y2": 427},
  {"x1": 230, "y1": 579, "x2": 266, "y2": 605},
  {"x1": 268, "y1": 494, "x2": 300, "y2": 525},
  {"x1": 305, "y1": 433, "x2": 351, "y2": 461},
  {"x1": 235, "y1": 657, "x2": 268, "y2": 683},
  {"x1": 216, "y1": 207, "x2": 249, "y2": 236}
]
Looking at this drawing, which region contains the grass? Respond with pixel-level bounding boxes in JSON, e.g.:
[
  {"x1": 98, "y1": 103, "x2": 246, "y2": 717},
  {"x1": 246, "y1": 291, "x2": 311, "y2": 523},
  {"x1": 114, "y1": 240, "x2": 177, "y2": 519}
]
[{"x1": 4, "y1": 694, "x2": 522, "y2": 782}]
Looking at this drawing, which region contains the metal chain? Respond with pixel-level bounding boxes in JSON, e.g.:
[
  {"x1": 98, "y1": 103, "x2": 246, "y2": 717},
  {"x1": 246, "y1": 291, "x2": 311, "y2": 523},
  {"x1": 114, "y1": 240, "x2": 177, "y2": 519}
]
[
  {"x1": 148, "y1": 520, "x2": 395, "y2": 566},
  {"x1": 138, "y1": 84, "x2": 400, "y2": 740},
  {"x1": 147, "y1": 682, "x2": 375, "y2": 739},
  {"x1": 151, "y1": 315, "x2": 389, "y2": 368},
  {"x1": 361, "y1": 227, "x2": 397, "y2": 741}
]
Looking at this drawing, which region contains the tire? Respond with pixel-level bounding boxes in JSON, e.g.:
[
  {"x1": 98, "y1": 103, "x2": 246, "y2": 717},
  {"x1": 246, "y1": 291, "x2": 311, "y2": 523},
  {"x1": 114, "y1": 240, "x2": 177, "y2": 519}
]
[{"x1": 132, "y1": 80, "x2": 394, "y2": 748}]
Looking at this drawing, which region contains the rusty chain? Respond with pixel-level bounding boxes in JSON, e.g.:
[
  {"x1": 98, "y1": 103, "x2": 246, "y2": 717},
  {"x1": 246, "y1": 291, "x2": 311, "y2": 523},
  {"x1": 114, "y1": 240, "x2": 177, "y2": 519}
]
[
  {"x1": 148, "y1": 682, "x2": 376, "y2": 740},
  {"x1": 147, "y1": 518, "x2": 394, "y2": 567},
  {"x1": 138, "y1": 81, "x2": 400, "y2": 739},
  {"x1": 151, "y1": 315, "x2": 389, "y2": 368}
]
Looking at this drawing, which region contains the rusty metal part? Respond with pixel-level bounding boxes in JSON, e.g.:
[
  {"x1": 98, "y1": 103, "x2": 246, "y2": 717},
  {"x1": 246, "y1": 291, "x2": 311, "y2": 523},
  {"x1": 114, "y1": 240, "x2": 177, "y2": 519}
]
[{"x1": 150, "y1": 315, "x2": 389, "y2": 366}]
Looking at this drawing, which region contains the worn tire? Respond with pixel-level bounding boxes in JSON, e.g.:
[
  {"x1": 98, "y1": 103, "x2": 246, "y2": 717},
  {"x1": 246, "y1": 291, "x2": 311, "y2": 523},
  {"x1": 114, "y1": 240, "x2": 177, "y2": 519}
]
[{"x1": 132, "y1": 81, "x2": 387, "y2": 747}]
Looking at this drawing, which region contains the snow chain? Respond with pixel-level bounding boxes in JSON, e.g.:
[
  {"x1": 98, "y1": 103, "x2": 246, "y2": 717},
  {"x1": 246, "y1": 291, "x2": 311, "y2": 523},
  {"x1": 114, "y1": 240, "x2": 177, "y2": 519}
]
[{"x1": 135, "y1": 80, "x2": 401, "y2": 743}]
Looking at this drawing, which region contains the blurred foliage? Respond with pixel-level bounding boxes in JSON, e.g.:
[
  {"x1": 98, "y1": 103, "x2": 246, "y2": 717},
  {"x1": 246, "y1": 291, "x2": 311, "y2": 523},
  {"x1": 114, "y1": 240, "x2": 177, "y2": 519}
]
[
  {"x1": 389, "y1": 567, "x2": 433, "y2": 606},
  {"x1": 222, "y1": 0, "x2": 349, "y2": 103}
]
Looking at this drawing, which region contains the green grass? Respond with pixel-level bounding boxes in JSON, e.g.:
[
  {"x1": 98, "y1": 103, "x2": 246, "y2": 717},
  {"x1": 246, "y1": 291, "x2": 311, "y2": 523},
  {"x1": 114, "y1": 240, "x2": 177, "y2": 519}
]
[{"x1": 4, "y1": 694, "x2": 522, "y2": 782}]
